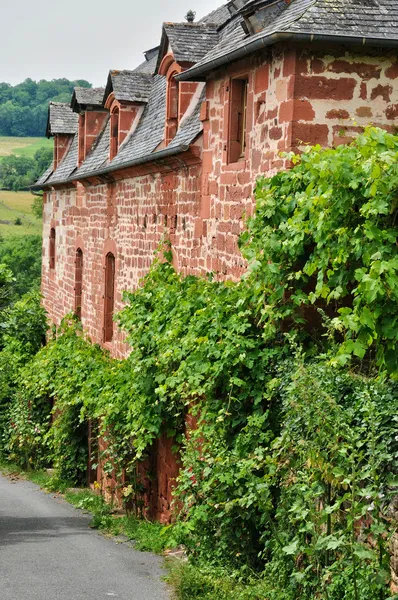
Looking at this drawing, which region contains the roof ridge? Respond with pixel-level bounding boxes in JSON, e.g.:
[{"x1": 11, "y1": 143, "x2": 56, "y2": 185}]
[{"x1": 164, "y1": 21, "x2": 219, "y2": 28}]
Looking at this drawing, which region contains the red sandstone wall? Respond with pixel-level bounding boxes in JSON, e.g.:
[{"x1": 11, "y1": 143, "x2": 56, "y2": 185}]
[
  {"x1": 292, "y1": 46, "x2": 398, "y2": 147},
  {"x1": 42, "y1": 44, "x2": 398, "y2": 521}
]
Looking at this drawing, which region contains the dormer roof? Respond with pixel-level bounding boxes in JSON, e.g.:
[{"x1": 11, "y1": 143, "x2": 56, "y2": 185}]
[
  {"x1": 156, "y1": 22, "x2": 220, "y2": 73},
  {"x1": 71, "y1": 87, "x2": 105, "y2": 112},
  {"x1": 132, "y1": 47, "x2": 160, "y2": 75},
  {"x1": 179, "y1": 0, "x2": 398, "y2": 82},
  {"x1": 46, "y1": 102, "x2": 78, "y2": 137},
  {"x1": 103, "y1": 71, "x2": 153, "y2": 105}
]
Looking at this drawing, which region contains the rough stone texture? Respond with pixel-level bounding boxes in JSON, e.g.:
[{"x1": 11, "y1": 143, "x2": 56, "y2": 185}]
[{"x1": 42, "y1": 44, "x2": 398, "y2": 524}]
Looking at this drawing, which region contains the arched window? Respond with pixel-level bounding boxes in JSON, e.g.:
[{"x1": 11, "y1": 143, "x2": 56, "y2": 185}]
[
  {"x1": 49, "y1": 228, "x2": 56, "y2": 270},
  {"x1": 75, "y1": 248, "x2": 83, "y2": 320},
  {"x1": 104, "y1": 252, "x2": 115, "y2": 343},
  {"x1": 110, "y1": 107, "x2": 120, "y2": 160}
]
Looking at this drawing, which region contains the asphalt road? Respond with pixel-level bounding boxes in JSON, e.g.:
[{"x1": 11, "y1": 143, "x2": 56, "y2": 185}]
[{"x1": 0, "y1": 473, "x2": 170, "y2": 600}]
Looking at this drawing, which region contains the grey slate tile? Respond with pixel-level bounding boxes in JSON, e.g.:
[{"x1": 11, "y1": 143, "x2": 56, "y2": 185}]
[
  {"x1": 163, "y1": 23, "x2": 220, "y2": 63},
  {"x1": 35, "y1": 164, "x2": 53, "y2": 186},
  {"x1": 105, "y1": 71, "x2": 153, "y2": 104},
  {"x1": 46, "y1": 134, "x2": 78, "y2": 185},
  {"x1": 47, "y1": 102, "x2": 78, "y2": 136},
  {"x1": 72, "y1": 87, "x2": 105, "y2": 109},
  {"x1": 181, "y1": 0, "x2": 398, "y2": 79}
]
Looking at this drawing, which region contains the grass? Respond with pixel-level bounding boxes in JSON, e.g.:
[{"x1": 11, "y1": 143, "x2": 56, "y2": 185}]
[
  {"x1": 165, "y1": 562, "x2": 275, "y2": 600},
  {"x1": 0, "y1": 190, "x2": 42, "y2": 237},
  {"x1": 0, "y1": 136, "x2": 53, "y2": 158},
  {"x1": 64, "y1": 489, "x2": 174, "y2": 554}
]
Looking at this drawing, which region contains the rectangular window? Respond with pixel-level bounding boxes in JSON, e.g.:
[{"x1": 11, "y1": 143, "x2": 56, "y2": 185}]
[
  {"x1": 75, "y1": 248, "x2": 83, "y2": 320},
  {"x1": 78, "y1": 113, "x2": 86, "y2": 166},
  {"x1": 104, "y1": 252, "x2": 115, "y2": 343},
  {"x1": 228, "y1": 77, "x2": 249, "y2": 164},
  {"x1": 49, "y1": 228, "x2": 56, "y2": 270}
]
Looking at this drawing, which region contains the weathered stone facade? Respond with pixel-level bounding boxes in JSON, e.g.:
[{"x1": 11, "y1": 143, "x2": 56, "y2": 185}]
[{"x1": 36, "y1": 0, "x2": 398, "y2": 528}]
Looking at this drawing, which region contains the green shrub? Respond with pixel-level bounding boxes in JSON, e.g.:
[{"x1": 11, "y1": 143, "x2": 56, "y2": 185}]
[{"x1": 1, "y1": 127, "x2": 397, "y2": 599}]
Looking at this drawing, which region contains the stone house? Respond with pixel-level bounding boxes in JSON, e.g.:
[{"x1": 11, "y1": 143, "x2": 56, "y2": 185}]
[{"x1": 34, "y1": 0, "x2": 398, "y2": 525}]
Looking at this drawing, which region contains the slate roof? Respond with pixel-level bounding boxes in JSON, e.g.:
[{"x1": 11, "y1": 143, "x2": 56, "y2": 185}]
[
  {"x1": 104, "y1": 71, "x2": 153, "y2": 104},
  {"x1": 133, "y1": 51, "x2": 159, "y2": 75},
  {"x1": 46, "y1": 102, "x2": 78, "y2": 137},
  {"x1": 74, "y1": 119, "x2": 111, "y2": 177},
  {"x1": 35, "y1": 164, "x2": 53, "y2": 186},
  {"x1": 163, "y1": 22, "x2": 220, "y2": 63},
  {"x1": 199, "y1": 3, "x2": 232, "y2": 25},
  {"x1": 71, "y1": 87, "x2": 105, "y2": 111},
  {"x1": 179, "y1": 0, "x2": 398, "y2": 80},
  {"x1": 34, "y1": 2, "x2": 239, "y2": 189},
  {"x1": 35, "y1": 0, "x2": 398, "y2": 189},
  {"x1": 45, "y1": 134, "x2": 78, "y2": 185}
]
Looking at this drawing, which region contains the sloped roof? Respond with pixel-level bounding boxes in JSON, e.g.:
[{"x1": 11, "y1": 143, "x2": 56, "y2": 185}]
[
  {"x1": 45, "y1": 134, "x2": 79, "y2": 185},
  {"x1": 37, "y1": 76, "x2": 204, "y2": 188},
  {"x1": 71, "y1": 87, "x2": 105, "y2": 111},
  {"x1": 34, "y1": 1, "x2": 243, "y2": 190},
  {"x1": 104, "y1": 70, "x2": 153, "y2": 104},
  {"x1": 133, "y1": 49, "x2": 159, "y2": 75},
  {"x1": 179, "y1": 0, "x2": 398, "y2": 81},
  {"x1": 74, "y1": 119, "x2": 111, "y2": 178},
  {"x1": 199, "y1": 2, "x2": 232, "y2": 25},
  {"x1": 35, "y1": 164, "x2": 53, "y2": 186},
  {"x1": 156, "y1": 22, "x2": 220, "y2": 72},
  {"x1": 46, "y1": 102, "x2": 78, "y2": 137}
]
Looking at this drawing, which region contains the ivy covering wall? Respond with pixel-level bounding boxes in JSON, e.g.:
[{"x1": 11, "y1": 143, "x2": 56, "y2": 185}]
[{"x1": 0, "y1": 127, "x2": 397, "y2": 600}]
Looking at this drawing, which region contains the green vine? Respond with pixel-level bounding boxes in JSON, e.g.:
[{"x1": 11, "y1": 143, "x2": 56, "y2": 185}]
[{"x1": 1, "y1": 127, "x2": 397, "y2": 599}]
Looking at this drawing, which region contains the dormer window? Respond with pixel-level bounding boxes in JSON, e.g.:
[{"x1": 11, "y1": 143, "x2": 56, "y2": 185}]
[
  {"x1": 110, "y1": 107, "x2": 120, "y2": 160},
  {"x1": 240, "y1": 0, "x2": 292, "y2": 35}
]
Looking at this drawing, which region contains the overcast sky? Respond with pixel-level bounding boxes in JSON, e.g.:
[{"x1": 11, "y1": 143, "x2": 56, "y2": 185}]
[{"x1": 1, "y1": 0, "x2": 224, "y2": 86}]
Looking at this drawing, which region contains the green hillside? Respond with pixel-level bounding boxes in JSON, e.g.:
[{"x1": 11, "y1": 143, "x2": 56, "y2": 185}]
[
  {"x1": 0, "y1": 136, "x2": 53, "y2": 159},
  {"x1": 0, "y1": 190, "x2": 42, "y2": 237}
]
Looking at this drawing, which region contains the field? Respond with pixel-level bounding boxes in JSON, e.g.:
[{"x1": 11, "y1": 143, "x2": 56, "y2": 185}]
[
  {"x1": 0, "y1": 136, "x2": 53, "y2": 158},
  {"x1": 0, "y1": 190, "x2": 42, "y2": 237}
]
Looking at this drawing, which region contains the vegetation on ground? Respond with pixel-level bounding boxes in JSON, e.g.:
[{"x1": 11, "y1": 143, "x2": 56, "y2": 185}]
[
  {"x1": 0, "y1": 191, "x2": 42, "y2": 237},
  {"x1": 0, "y1": 146, "x2": 53, "y2": 192},
  {"x1": 0, "y1": 136, "x2": 53, "y2": 159},
  {"x1": 0, "y1": 234, "x2": 42, "y2": 300},
  {"x1": 0, "y1": 78, "x2": 91, "y2": 137},
  {"x1": 0, "y1": 128, "x2": 397, "y2": 600}
]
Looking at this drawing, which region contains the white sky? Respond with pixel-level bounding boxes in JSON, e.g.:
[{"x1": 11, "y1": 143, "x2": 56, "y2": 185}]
[{"x1": 1, "y1": 0, "x2": 224, "y2": 86}]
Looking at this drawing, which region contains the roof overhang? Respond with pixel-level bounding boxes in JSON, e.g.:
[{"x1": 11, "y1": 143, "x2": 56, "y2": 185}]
[{"x1": 177, "y1": 30, "x2": 398, "y2": 81}]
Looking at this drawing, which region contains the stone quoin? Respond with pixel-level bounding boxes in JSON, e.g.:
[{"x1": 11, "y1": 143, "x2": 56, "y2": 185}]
[{"x1": 34, "y1": 0, "x2": 398, "y2": 544}]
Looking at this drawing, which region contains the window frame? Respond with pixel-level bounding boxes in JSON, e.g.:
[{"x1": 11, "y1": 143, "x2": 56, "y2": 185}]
[
  {"x1": 103, "y1": 251, "x2": 116, "y2": 343},
  {"x1": 110, "y1": 106, "x2": 120, "y2": 160},
  {"x1": 226, "y1": 75, "x2": 250, "y2": 165},
  {"x1": 74, "y1": 248, "x2": 83, "y2": 320},
  {"x1": 49, "y1": 227, "x2": 56, "y2": 270}
]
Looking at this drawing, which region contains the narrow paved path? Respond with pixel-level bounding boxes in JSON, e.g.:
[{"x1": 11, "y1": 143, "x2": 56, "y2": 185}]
[{"x1": 0, "y1": 473, "x2": 170, "y2": 599}]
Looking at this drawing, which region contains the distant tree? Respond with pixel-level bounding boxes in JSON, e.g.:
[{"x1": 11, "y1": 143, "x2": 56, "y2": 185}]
[
  {"x1": 0, "y1": 263, "x2": 14, "y2": 310},
  {"x1": 0, "y1": 78, "x2": 92, "y2": 137},
  {"x1": 0, "y1": 235, "x2": 42, "y2": 301},
  {"x1": 0, "y1": 146, "x2": 53, "y2": 191}
]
